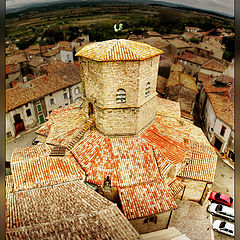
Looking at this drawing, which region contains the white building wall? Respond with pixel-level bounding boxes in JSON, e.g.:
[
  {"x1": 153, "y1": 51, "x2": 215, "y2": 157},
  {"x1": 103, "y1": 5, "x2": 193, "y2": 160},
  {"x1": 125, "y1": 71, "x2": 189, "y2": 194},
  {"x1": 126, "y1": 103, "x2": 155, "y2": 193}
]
[
  {"x1": 6, "y1": 102, "x2": 37, "y2": 137},
  {"x1": 203, "y1": 98, "x2": 216, "y2": 142},
  {"x1": 213, "y1": 118, "x2": 232, "y2": 152},
  {"x1": 44, "y1": 89, "x2": 71, "y2": 114},
  {"x1": 60, "y1": 50, "x2": 73, "y2": 63},
  {"x1": 69, "y1": 82, "x2": 83, "y2": 104},
  {"x1": 199, "y1": 68, "x2": 222, "y2": 77}
]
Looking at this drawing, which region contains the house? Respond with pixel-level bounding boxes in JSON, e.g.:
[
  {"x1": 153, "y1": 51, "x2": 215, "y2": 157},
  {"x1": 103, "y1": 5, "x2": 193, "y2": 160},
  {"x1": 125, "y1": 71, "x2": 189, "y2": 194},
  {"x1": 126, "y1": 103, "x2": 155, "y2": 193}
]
[
  {"x1": 42, "y1": 48, "x2": 60, "y2": 62},
  {"x1": 6, "y1": 64, "x2": 22, "y2": 88},
  {"x1": 27, "y1": 57, "x2": 47, "y2": 76},
  {"x1": 58, "y1": 41, "x2": 74, "y2": 63},
  {"x1": 71, "y1": 35, "x2": 90, "y2": 49},
  {"x1": 168, "y1": 39, "x2": 193, "y2": 56},
  {"x1": 194, "y1": 38, "x2": 226, "y2": 59},
  {"x1": 162, "y1": 34, "x2": 179, "y2": 40},
  {"x1": 165, "y1": 65, "x2": 198, "y2": 119},
  {"x1": 142, "y1": 31, "x2": 161, "y2": 38},
  {"x1": 6, "y1": 61, "x2": 83, "y2": 138},
  {"x1": 185, "y1": 26, "x2": 201, "y2": 32},
  {"x1": 138, "y1": 37, "x2": 170, "y2": 54},
  {"x1": 199, "y1": 59, "x2": 228, "y2": 77},
  {"x1": 6, "y1": 53, "x2": 28, "y2": 77},
  {"x1": 177, "y1": 52, "x2": 210, "y2": 78},
  {"x1": 26, "y1": 43, "x2": 41, "y2": 59},
  {"x1": 6, "y1": 144, "x2": 142, "y2": 239},
  {"x1": 198, "y1": 73, "x2": 234, "y2": 160}
]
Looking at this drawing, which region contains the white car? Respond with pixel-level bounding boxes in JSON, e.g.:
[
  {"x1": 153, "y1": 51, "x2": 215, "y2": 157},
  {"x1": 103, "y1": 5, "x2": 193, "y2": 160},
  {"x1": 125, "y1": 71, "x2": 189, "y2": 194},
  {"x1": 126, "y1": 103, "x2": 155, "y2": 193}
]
[
  {"x1": 208, "y1": 203, "x2": 234, "y2": 221},
  {"x1": 212, "y1": 220, "x2": 234, "y2": 238}
]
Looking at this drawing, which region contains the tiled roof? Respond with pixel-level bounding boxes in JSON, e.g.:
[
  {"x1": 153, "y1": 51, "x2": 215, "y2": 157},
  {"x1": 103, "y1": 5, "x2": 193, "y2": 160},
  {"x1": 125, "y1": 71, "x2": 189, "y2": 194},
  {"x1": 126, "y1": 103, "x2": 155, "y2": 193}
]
[
  {"x1": 43, "y1": 48, "x2": 60, "y2": 57},
  {"x1": 155, "y1": 97, "x2": 181, "y2": 118},
  {"x1": 170, "y1": 63, "x2": 184, "y2": 72},
  {"x1": 119, "y1": 180, "x2": 177, "y2": 220},
  {"x1": 5, "y1": 175, "x2": 14, "y2": 195},
  {"x1": 168, "y1": 39, "x2": 191, "y2": 49},
  {"x1": 167, "y1": 71, "x2": 198, "y2": 93},
  {"x1": 76, "y1": 39, "x2": 163, "y2": 61},
  {"x1": 28, "y1": 58, "x2": 47, "y2": 67},
  {"x1": 58, "y1": 41, "x2": 72, "y2": 51},
  {"x1": 6, "y1": 180, "x2": 142, "y2": 239},
  {"x1": 11, "y1": 144, "x2": 52, "y2": 164},
  {"x1": 35, "y1": 120, "x2": 53, "y2": 136},
  {"x1": 11, "y1": 150, "x2": 85, "y2": 191},
  {"x1": 201, "y1": 59, "x2": 227, "y2": 72},
  {"x1": 168, "y1": 178, "x2": 185, "y2": 197},
  {"x1": 208, "y1": 93, "x2": 234, "y2": 129},
  {"x1": 6, "y1": 54, "x2": 28, "y2": 65},
  {"x1": 178, "y1": 52, "x2": 209, "y2": 65},
  {"x1": 178, "y1": 140, "x2": 217, "y2": 183},
  {"x1": 6, "y1": 61, "x2": 81, "y2": 112},
  {"x1": 6, "y1": 64, "x2": 20, "y2": 75},
  {"x1": 137, "y1": 37, "x2": 170, "y2": 50}
]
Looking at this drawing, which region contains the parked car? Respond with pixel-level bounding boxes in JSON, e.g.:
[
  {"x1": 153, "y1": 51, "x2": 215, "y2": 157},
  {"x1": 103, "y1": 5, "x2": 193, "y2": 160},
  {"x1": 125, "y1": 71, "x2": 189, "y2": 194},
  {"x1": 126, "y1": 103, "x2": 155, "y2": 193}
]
[
  {"x1": 212, "y1": 220, "x2": 234, "y2": 238},
  {"x1": 209, "y1": 191, "x2": 233, "y2": 207},
  {"x1": 208, "y1": 203, "x2": 234, "y2": 221},
  {"x1": 32, "y1": 138, "x2": 39, "y2": 145}
]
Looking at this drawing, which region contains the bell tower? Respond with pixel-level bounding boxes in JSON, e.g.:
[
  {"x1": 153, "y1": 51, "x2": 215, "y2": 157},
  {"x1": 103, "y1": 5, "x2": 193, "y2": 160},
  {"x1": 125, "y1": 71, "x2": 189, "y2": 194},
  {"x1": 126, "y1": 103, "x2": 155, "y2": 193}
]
[{"x1": 76, "y1": 39, "x2": 163, "y2": 136}]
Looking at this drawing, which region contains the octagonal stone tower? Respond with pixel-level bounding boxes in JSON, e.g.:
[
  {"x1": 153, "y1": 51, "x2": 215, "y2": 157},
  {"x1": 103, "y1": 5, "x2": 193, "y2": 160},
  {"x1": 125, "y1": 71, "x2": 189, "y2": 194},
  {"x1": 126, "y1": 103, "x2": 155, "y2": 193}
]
[{"x1": 76, "y1": 39, "x2": 163, "y2": 136}]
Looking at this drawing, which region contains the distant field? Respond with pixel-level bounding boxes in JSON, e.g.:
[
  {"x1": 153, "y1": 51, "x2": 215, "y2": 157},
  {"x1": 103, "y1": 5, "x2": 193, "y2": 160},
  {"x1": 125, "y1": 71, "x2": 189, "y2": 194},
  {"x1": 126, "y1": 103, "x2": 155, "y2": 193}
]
[{"x1": 6, "y1": 4, "x2": 234, "y2": 48}]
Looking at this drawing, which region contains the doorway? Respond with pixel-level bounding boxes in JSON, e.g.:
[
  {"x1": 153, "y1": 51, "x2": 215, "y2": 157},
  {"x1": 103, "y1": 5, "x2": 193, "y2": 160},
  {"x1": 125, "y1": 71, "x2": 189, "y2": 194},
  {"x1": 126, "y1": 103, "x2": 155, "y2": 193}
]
[
  {"x1": 214, "y1": 137, "x2": 223, "y2": 151},
  {"x1": 13, "y1": 113, "x2": 25, "y2": 135}
]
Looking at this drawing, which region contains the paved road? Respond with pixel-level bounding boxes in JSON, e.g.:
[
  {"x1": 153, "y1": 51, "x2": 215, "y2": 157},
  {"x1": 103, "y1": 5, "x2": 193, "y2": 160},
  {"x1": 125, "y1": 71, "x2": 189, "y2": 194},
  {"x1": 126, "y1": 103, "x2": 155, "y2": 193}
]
[
  {"x1": 6, "y1": 128, "x2": 38, "y2": 162},
  {"x1": 212, "y1": 156, "x2": 234, "y2": 240}
]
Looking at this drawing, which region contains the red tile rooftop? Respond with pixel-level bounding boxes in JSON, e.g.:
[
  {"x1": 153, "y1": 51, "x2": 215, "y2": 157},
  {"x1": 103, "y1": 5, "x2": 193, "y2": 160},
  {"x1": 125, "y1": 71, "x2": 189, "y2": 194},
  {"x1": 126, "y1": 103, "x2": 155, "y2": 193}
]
[
  {"x1": 201, "y1": 59, "x2": 227, "y2": 72},
  {"x1": 6, "y1": 180, "x2": 142, "y2": 239},
  {"x1": 168, "y1": 178, "x2": 185, "y2": 197},
  {"x1": 119, "y1": 180, "x2": 177, "y2": 220},
  {"x1": 6, "y1": 54, "x2": 28, "y2": 65},
  {"x1": 6, "y1": 64, "x2": 20, "y2": 75},
  {"x1": 178, "y1": 52, "x2": 209, "y2": 65},
  {"x1": 11, "y1": 150, "x2": 85, "y2": 191},
  {"x1": 156, "y1": 97, "x2": 181, "y2": 118},
  {"x1": 6, "y1": 61, "x2": 81, "y2": 112}
]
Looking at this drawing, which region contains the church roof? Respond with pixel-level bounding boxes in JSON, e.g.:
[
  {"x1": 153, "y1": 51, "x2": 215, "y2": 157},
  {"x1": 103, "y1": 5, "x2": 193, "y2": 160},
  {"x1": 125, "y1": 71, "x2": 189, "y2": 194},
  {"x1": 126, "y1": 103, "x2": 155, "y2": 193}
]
[{"x1": 76, "y1": 39, "x2": 163, "y2": 61}]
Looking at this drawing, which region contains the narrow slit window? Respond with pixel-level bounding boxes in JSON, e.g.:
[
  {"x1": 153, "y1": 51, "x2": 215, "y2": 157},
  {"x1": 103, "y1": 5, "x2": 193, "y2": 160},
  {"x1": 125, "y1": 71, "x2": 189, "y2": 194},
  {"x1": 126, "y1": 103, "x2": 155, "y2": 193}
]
[
  {"x1": 220, "y1": 125, "x2": 226, "y2": 137},
  {"x1": 116, "y1": 89, "x2": 126, "y2": 103}
]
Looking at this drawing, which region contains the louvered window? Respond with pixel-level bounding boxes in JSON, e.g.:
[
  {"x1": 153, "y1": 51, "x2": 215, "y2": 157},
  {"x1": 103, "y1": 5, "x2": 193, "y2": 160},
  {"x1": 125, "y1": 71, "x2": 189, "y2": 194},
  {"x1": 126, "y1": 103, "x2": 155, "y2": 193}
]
[
  {"x1": 145, "y1": 82, "x2": 150, "y2": 97},
  {"x1": 116, "y1": 89, "x2": 126, "y2": 103}
]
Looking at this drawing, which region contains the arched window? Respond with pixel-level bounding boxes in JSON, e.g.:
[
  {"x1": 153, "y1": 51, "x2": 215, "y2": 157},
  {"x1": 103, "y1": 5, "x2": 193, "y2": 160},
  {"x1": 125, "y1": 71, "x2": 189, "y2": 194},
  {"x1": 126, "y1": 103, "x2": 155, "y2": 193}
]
[
  {"x1": 116, "y1": 89, "x2": 126, "y2": 103},
  {"x1": 145, "y1": 82, "x2": 150, "y2": 97}
]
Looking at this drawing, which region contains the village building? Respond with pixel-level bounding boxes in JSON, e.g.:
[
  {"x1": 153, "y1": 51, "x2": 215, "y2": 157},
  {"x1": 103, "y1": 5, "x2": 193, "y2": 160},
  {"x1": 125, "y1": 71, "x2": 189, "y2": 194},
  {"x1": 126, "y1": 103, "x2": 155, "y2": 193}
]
[
  {"x1": 165, "y1": 64, "x2": 198, "y2": 119},
  {"x1": 6, "y1": 60, "x2": 83, "y2": 139},
  {"x1": 177, "y1": 52, "x2": 210, "y2": 78},
  {"x1": 42, "y1": 48, "x2": 60, "y2": 62},
  {"x1": 185, "y1": 26, "x2": 201, "y2": 32},
  {"x1": 142, "y1": 31, "x2": 161, "y2": 38},
  {"x1": 71, "y1": 35, "x2": 90, "y2": 49},
  {"x1": 138, "y1": 37, "x2": 171, "y2": 54},
  {"x1": 161, "y1": 34, "x2": 180, "y2": 41},
  {"x1": 6, "y1": 144, "x2": 141, "y2": 239},
  {"x1": 58, "y1": 41, "x2": 74, "y2": 63},
  {"x1": 26, "y1": 43, "x2": 41, "y2": 59},
  {"x1": 7, "y1": 39, "x2": 217, "y2": 237},
  {"x1": 198, "y1": 73, "x2": 234, "y2": 160},
  {"x1": 6, "y1": 64, "x2": 22, "y2": 88},
  {"x1": 194, "y1": 38, "x2": 226, "y2": 59},
  {"x1": 27, "y1": 57, "x2": 47, "y2": 76},
  {"x1": 199, "y1": 59, "x2": 228, "y2": 77},
  {"x1": 167, "y1": 39, "x2": 193, "y2": 56}
]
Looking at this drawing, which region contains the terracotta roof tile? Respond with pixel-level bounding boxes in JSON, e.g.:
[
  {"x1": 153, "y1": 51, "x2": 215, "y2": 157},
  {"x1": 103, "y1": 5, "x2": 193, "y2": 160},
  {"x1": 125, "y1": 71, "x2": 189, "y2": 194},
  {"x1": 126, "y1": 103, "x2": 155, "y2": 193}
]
[
  {"x1": 168, "y1": 39, "x2": 191, "y2": 49},
  {"x1": 76, "y1": 39, "x2": 163, "y2": 61},
  {"x1": 6, "y1": 62, "x2": 81, "y2": 112},
  {"x1": 6, "y1": 64, "x2": 20, "y2": 75},
  {"x1": 201, "y1": 59, "x2": 227, "y2": 72},
  {"x1": 6, "y1": 54, "x2": 28, "y2": 65},
  {"x1": 6, "y1": 181, "x2": 142, "y2": 239},
  {"x1": 178, "y1": 52, "x2": 209, "y2": 65},
  {"x1": 11, "y1": 151, "x2": 85, "y2": 191},
  {"x1": 119, "y1": 180, "x2": 177, "y2": 220},
  {"x1": 168, "y1": 178, "x2": 185, "y2": 197},
  {"x1": 167, "y1": 71, "x2": 198, "y2": 92},
  {"x1": 11, "y1": 144, "x2": 52, "y2": 164},
  {"x1": 178, "y1": 140, "x2": 217, "y2": 183},
  {"x1": 155, "y1": 97, "x2": 181, "y2": 118},
  {"x1": 42, "y1": 48, "x2": 60, "y2": 57},
  {"x1": 137, "y1": 37, "x2": 170, "y2": 50}
]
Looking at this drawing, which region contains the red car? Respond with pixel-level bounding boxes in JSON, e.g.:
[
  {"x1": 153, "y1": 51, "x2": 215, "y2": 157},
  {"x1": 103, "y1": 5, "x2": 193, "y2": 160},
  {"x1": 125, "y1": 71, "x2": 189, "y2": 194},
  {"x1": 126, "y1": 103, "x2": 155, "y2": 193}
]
[{"x1": 209, "y1": 191, "x2": 233, "y2": 207}]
